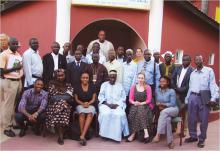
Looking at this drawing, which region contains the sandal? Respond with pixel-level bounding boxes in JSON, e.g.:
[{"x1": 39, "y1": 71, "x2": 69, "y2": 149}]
[{"x1": 125, "y1": 135, "x2": 135, "y2": 142}]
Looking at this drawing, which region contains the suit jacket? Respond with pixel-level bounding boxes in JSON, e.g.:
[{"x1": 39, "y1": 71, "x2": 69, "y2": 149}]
[
  {"x1": 42, "y1": 53, "x2": 67, "y2": 87},
  {"x1": 66, "y1": 61, "x2": 87, "y2": 87},
  {"x1": 171, "y1": 65, "x2": 194, "y2": 103}
]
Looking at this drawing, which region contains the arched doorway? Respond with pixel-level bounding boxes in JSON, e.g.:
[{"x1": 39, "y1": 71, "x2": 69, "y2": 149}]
[{"x1": 71, "y1": 19, "x2": 146, "y2": 55}]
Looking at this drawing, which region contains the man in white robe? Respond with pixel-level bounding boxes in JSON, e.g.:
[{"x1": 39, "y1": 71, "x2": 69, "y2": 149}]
[
  {"x1": 98, "y1": 70, "x2": 129, "y2": 142},
  {"x1": 87, "y1": 30, "x2": 114, "y2": 60}
]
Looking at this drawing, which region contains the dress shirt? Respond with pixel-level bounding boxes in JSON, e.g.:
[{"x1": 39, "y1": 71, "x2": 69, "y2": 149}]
[
  {"x1": 137, "y1": 59, "x2": 160, "y2": 88},
  {"x1": 51, "y1": 52, "x2": 58, "y2": 70},
  {"x1": 185, "y1": 66, "x2": 219, "y2": 103},
  {"x1": 177, "y1": 66, "x2": 188, "y2": 88},
  {"x1": 0, "y1": 49, "x2": 23, "y2": 79},
  {"x1": 122, "y1": 61, "x2": 137, "y2": 96},
  {"x1": 23, "y1": 48, "x2": 43, "y2": 87},
  {"x1": 18, "y1": 88, "x2": 48, "y2": 113}
]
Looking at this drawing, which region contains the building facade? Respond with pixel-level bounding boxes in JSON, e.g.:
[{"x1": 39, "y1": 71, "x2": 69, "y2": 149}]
[{"x1": 0, "y1": 0, "x2": 219, "y2": 82}]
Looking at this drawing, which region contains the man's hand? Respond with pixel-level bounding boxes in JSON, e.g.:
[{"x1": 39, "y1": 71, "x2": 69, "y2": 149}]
[
  {"x1": 28, "y1": 115, "x2": 37, "y2": 123},
  {"x1": 111, "y1": 104, "x2": 119, "y2": 109},
  {"x1": 32, "y1": 112, "x2": 39, "y2": 119}
]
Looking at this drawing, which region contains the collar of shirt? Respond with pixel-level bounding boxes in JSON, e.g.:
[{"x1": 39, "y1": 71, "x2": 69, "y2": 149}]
[
  {"x1": 124, "y1": 60, "x2": 134, "y2": 65},
  {"x1": 29, "y1": 48, "x2": 39, "y2": 54},
  {"x1": 109, "y1": 59, "x2": 117, "y2": 64},
  {"x1": 75, "y1": 60, "x2": 81, "y2": 64},
  {"x1": 144, "y1": 59, "x2": 153, "y2": 64},
  {"x1": 7, "y1": 49, "x2": 19, "y2": 55},
  {"x1": 29, "y1": 88, "x2": 44, "y2": 97},
  {"x1": 182, "y1": 65, "x2": 189, "y2": 70},
  {"x1": 51, "y1": 52, "x2": 59, "y2": 57},
  {"x1": 195, "y1": 66, "x2": 206, "y2": 73}
]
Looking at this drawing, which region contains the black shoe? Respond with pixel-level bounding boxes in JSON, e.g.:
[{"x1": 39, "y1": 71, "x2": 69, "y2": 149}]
[
  {"x1": 19, "y1": 129, "x2": 26, "y2": 137},
  {"x1": 185, "y1": 137, "x2": 198, "y2": 143},
  {"x1": 57, "y1": 137, "x2": 64, "y2": 145},
  {"x1": 197, "y1": 141, "x2": 205, "y2": 148},
  {"x1": 144, "y1": 137, "x2": 151, "y2": 144},
  {"x1": 4, "y1": 129, "x2": 16, "y2": 137},
  {"x1": 80, "y1": 138, "x2": 87, "y2": 146}
]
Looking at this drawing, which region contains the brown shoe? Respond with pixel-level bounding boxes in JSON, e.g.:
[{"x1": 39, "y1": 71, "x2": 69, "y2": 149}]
[
  {"x1": 152, "y1": 136, "x2": 160, "y2": 143},
  {"x1": 168, "y1": 141, "x2": 175, "y2": 149}
]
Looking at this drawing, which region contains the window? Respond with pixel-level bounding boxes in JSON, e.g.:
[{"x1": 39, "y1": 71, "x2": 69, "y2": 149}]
[
  {"x1": 208, "y1": 53, "x2": 215, "y2": 65},
  {"x1": 175, "y1": 49, "x2": 183, "y2": 64}
]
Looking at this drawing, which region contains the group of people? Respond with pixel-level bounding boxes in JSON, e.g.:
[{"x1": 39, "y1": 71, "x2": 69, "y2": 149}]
[{"x1": 0, "y1": 31, "x2": 219, "y2": 149}]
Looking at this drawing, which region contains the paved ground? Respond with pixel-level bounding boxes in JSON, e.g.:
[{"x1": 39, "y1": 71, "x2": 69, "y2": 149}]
[{"x1": 0, "y1": 120, "x2": 219, "y2": 151}]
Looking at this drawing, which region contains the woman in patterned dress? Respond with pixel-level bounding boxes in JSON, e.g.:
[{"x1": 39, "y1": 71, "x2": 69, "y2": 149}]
[
  {"x1": 127, "y1": 72, "x2": 154, "y2": 143},
  {"x1": 45, "y1": 69, "x2": 74, "y2": 145}
]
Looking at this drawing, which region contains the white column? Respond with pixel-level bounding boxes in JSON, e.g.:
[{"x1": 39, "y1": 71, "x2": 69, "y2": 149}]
[
  {"x1": 56, "y1": 0, "x2": 71, "y2": 54},
  {"x1": 148, "y1": 0, "x2": 164, "y2": 53}
]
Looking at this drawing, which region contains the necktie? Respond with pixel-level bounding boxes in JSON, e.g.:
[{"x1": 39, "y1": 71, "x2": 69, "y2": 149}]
[{"x1": 77, "y1": 61, "x2": 80, "y2": 68}]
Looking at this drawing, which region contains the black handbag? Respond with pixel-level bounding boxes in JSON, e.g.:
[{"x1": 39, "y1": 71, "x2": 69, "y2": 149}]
[{"x1": 51, "y1": 93, "x2": 73, "y2": 104}]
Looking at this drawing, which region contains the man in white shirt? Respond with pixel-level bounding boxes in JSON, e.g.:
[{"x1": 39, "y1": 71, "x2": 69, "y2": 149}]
[
  {"x1": 86, "y1": 42, "x2": 106, "y2": 64},
  {"x1": 23, "y1": 38, "x2": 43, "y2": 89},
  {"x1": 87, "y1": 30, "x2": 114, "y2": 60},
  {"x1": 104, "y1": 50, "x2": 123, "y2": 84}
]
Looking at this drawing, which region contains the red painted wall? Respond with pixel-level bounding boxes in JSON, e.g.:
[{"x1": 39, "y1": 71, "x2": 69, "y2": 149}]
[
  {"x1": 208, "y1": 1, "x2": 219, "y2": 20},
  {"x1": 0, "y1": 1, "x2": 56, "y2": 56},
  {"x1": 70, "y1": 6, "x2": 149, "y2": 47},
  {"x1": 161, "y1": 2, "x2": 219, "y2": 82}
]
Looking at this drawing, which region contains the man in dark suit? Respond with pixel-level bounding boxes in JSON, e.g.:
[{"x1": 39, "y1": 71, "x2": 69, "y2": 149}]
[
  {"x1": 42, "y1": 42, "x2": 67, "y2": 88},
  {"x1": 66, "y1": 48, "x2": 87, "y2": 87},
  {"x1": 171, "y1": 54, "x2": 194, "y2": 135}
]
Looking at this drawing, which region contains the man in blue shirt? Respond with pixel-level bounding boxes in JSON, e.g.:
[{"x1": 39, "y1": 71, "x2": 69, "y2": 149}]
[
  {"x1": 185, "y1": 55, "x2": 219, "y2": 148},
  {"x1": 137, "y1": 49, "x2": 161, "y2": 92}
]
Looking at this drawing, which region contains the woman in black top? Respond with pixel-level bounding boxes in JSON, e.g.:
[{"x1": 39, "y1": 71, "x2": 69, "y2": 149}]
[{"x1": 74, "y1": 72, "x2": 96, "y2": 146}]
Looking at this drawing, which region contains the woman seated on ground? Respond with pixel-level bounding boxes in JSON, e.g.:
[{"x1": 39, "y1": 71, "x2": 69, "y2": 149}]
[
  {"x1": 152, "y1": 76, "x2": 179, "y2": 149},
  {"x1": 74, "y1": 72, "x2": 96, "y2": 146},
  {"x1": 127, "y1": 72, "x2": 154, "y2": 143},
  {"x1": 45, "y1": 69, "x2": 74, "y2": 145}
]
